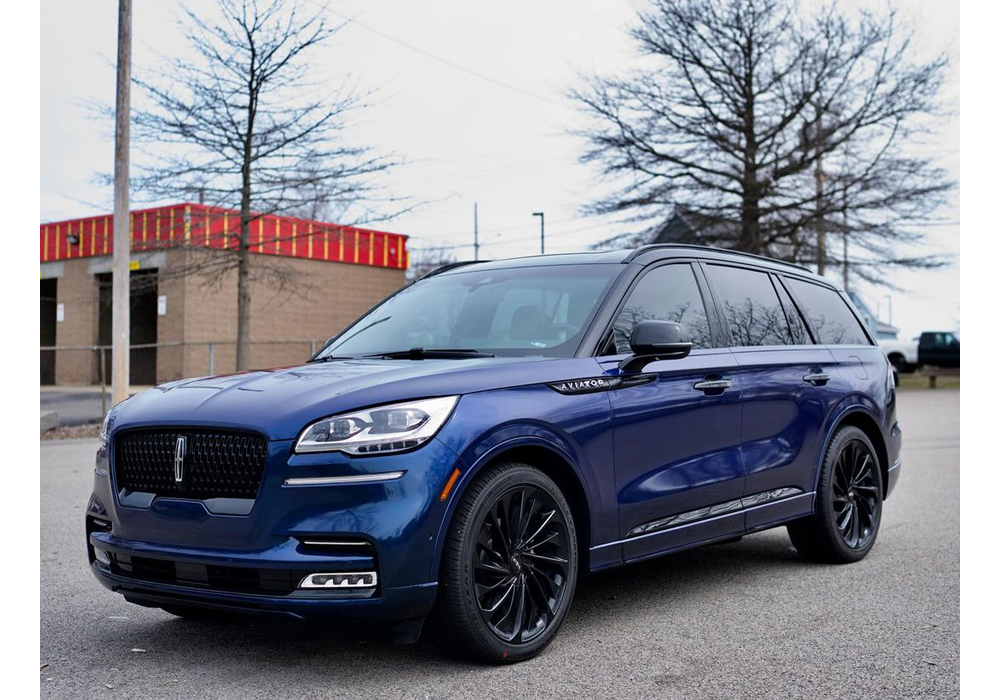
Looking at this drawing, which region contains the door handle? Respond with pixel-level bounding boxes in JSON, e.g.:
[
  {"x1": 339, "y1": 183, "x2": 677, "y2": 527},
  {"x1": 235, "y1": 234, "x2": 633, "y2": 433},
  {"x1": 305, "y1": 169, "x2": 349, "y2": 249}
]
[
  {"x1": 803, "y1": 372, "x2": 831, "y2": 386},
  {"x1": 693, "y1": 379, "x2": 732, "y2": 393}
]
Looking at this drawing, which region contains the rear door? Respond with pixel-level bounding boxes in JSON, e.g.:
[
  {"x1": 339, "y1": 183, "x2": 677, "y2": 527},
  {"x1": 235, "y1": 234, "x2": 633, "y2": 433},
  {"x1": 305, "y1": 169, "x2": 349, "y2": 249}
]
[
  {"x1": 598, "y1": 262, "x2": 745, "y2": 562},
  {"x1": 701, "y1": 263, "x2": 839, "y2": 529}
]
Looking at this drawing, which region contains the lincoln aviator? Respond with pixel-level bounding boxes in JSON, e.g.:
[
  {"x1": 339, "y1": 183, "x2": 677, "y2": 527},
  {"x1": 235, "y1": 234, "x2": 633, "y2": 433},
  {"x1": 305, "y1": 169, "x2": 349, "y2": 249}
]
[{"x1": 86, "y1": 244, "x2": 901, "y2": 663}]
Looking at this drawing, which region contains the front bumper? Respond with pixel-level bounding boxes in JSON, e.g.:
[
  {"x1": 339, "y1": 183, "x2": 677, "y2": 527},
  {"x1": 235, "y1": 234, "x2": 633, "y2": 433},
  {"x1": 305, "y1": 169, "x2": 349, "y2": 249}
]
[
  {"x1": 90, "y1": 559, "x2": 437, "y2": 620},
  {"x1": 88, "y1": 431, "x2": 463, "y2": 621}
]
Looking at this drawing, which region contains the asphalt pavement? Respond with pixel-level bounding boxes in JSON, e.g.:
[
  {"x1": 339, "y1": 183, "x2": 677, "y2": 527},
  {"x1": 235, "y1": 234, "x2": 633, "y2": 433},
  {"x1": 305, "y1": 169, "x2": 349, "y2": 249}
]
[{"x1": 40, "y1": 389, "x2": 959, "y2": 699}]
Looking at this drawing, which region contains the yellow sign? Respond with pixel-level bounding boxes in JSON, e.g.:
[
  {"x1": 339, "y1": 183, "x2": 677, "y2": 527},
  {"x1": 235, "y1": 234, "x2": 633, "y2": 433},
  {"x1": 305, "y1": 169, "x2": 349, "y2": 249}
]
[{"x1": 129, "y1": 260, "x2": 140, "y2": 271}]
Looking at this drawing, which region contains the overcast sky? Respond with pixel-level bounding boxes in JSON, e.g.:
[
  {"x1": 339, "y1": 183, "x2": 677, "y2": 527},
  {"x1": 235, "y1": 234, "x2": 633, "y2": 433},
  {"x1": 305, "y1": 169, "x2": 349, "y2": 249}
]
[{"x1": 40, "y1": 0, "x2": 959, "y2": 339}]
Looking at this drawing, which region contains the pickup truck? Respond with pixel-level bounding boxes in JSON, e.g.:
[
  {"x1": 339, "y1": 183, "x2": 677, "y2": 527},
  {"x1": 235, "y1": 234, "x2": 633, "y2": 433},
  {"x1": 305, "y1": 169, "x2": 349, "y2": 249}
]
[{"x1": 880, "y1": 331, "x2": 960, "y2": 373}]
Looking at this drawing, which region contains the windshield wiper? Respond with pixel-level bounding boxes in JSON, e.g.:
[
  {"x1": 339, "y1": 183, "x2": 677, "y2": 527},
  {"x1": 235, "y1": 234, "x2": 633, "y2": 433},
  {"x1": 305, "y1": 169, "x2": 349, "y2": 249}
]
[
  {"x1": 308, "y1": 355, "x2": 357, "y2": 363},
  {"x1": 364, "y1": 347, "x2": 495, "y2": 360}
]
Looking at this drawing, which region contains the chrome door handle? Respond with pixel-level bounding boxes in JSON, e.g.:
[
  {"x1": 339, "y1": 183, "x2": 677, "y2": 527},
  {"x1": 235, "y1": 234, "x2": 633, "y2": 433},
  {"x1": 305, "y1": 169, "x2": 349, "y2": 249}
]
[
  {"x1": 693, "y1": 379, "x2": 732, "y2": 393},
  {"x1": 803, "y1": 372, "x2": 831, "y2": 386}
]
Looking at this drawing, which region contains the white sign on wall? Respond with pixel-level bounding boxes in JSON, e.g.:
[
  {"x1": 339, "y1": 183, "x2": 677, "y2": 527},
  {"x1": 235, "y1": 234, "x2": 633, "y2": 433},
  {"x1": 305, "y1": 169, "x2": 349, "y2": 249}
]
[
  {"x1": 157, "y1": 295, "x2": 167, "y2": 316},
  {"x1": 56, "y1": 303, "x2": 65, "y2": 323}
]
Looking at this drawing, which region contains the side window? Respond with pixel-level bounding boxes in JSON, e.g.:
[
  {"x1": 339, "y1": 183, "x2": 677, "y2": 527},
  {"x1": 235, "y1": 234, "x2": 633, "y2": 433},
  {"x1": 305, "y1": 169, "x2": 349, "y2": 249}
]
[
  {"x1": 608, "y1": 264, "x2": 713, "y2": 353},
  {"x1": 705, "y1": 265, "x2": 794, "y2": 347},
  {"x1": 785, "y1": 278, "x2": 872, "y2": 345},
  {"x1": 774, "y1": 277, "x2": 811, "y2": 345}
]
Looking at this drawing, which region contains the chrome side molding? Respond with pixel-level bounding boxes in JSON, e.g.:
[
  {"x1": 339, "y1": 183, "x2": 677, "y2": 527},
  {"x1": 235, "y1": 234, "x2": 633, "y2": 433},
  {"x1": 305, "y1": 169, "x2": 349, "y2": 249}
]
[{"x1": 626, "y1": 487, "x2": 805, "y2": 539}]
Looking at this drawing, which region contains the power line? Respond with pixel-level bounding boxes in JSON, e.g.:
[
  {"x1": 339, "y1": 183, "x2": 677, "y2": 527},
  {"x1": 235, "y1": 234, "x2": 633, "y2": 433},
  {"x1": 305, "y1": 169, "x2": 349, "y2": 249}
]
[
  {"x1": 409, "y1": 219, "x2": 619, "y2": 251},
  {"x1": 317, "y1": 4, "x2": 566, "y2": 108}
]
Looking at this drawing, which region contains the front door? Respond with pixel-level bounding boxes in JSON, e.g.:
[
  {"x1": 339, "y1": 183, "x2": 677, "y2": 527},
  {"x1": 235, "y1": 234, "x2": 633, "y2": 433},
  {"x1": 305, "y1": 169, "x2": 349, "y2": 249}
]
[{"x1": 600, "y1": 263, "x2": 745, "y2": 562}]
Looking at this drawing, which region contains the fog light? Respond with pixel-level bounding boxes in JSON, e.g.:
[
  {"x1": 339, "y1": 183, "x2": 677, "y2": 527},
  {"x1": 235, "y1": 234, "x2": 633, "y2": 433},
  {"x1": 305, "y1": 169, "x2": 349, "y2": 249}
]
[
  {"x1": 298, "y1": 571, "x2": 378, "y2": 589},
  {"x1": 94, "y1": 548, "x2": 111, "y2": 566}
]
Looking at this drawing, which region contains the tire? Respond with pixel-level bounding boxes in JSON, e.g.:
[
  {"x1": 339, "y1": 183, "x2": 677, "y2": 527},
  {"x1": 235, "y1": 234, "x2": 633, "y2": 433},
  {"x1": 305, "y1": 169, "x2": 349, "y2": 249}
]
[
  {"x1": 161, "y1": 605, "x2": 238, "y2": 621},
  {"x1": 431, "y1": 462, "x2": 578, "y2": 663},
  {"x1": 788, "y1": 426, "x2": 884, "y2": 563},
  {"x1": 887, "y1": 354, "x2": 911, "y2": 374}
]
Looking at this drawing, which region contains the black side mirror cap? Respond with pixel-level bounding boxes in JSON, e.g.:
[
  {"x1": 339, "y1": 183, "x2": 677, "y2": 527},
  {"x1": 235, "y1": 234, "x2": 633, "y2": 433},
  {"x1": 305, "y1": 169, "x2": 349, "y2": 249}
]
[{"x1": 620, "y1": 320, "x2": 693, "y2": 372}]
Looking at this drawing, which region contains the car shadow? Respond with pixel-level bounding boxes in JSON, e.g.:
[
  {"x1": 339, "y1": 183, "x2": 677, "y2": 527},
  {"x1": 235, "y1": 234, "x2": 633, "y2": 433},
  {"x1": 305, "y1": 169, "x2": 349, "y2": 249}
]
[{"x1": 87, "y1": 530, "x2": 812, "y2": 675}]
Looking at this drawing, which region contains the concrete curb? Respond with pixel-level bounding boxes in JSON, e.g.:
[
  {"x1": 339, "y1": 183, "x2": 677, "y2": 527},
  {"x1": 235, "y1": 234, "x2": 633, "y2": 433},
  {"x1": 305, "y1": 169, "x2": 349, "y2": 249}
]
[{"x1": 41, "y1": 411, "x2": 60, "y2": 433}]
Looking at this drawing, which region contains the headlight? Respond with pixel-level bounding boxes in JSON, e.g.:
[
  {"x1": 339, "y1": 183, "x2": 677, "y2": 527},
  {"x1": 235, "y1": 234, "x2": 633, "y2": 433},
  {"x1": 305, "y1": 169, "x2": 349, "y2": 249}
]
[{"x1": 295, "y1": 396, "x2": 459, "y2": 455}]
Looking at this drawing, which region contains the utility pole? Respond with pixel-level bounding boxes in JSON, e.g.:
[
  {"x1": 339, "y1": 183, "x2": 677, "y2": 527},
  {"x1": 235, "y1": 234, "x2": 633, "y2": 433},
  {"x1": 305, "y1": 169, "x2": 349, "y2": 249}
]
[
  {"x1": 473, "y1": 202, "x2": 479, "y2": 261},
  {"x1": 842, "y1": 186, "x2": 849, "y2": 292},
  {"x1": 111, "y1": 0, "x2": 132, "y2": 404},
  {"x1": 532, "y1": 212, "x2": 544, "y2": 254},
  {"x1": 814, "y1": 109, "x2": 826, "y2": 277}
]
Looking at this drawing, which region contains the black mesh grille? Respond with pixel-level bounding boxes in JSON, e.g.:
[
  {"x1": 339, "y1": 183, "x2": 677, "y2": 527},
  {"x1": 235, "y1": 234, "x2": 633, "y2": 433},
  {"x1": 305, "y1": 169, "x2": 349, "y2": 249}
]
[{"x1": 114, "y1": 428, "x2": 268, "y2": 500}]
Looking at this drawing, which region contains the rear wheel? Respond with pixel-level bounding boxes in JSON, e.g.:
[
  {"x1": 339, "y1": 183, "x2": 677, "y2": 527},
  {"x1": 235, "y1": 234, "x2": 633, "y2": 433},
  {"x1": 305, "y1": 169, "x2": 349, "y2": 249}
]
[
  {"x1": 788, "y1": 426, "x2": 883, "y2": 563},
  {"x1": 431, "y1": 463, "x2": 578, "y2": 663}
]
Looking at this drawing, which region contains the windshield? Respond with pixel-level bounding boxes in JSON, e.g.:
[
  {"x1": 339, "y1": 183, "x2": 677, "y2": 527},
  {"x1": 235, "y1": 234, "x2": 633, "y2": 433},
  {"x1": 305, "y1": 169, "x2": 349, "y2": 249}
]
[{"x1": 319, "y1": 264, "x2": 621, "y2": 359}]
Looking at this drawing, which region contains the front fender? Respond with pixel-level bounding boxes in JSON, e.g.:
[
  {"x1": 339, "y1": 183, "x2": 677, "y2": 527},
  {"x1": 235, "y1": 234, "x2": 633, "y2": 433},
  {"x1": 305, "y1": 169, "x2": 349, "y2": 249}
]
[{"x1": 427, "y1": 385, "x2": 618, "y2": 581}]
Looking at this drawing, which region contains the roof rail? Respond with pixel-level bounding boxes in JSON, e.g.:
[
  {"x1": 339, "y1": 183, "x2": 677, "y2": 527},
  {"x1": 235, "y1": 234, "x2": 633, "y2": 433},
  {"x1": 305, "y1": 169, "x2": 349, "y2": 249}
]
[
  {"x1": 624, "y1": 243, "x2": 811, "y2": 272},
  {"x1": 417, "y1": 260, "x2": 486, "y2": 281}
]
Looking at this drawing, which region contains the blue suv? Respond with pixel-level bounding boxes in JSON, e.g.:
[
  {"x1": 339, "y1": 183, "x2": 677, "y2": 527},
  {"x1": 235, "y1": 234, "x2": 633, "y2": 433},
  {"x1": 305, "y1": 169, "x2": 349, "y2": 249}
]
[{"x1": 87, "y1": 244, "x2": 901, "y2": 663}]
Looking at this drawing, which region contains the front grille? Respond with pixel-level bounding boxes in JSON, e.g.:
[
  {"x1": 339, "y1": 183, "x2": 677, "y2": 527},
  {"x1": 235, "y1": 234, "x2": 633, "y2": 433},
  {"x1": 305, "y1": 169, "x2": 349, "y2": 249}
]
[
  {"x1": 110, "y1": 553, "x2": 300, "y2": 595},
  {"x1": 114, "y1": 428, "x2": 268, "y2": 500}
]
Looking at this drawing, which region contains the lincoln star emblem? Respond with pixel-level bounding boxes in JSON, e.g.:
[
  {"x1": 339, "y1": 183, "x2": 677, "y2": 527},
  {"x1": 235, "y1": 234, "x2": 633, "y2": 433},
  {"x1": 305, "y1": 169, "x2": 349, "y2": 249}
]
[{"x1": 174, "y1": 435, "x2": 187, "y2": 485}]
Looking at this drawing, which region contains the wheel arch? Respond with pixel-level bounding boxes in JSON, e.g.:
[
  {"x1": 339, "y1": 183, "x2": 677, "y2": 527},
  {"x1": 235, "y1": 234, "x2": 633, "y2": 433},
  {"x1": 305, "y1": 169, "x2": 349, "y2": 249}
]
[
  {"x1": 827, "y1": 409, "x2": 891, "y2": 499},
  {"x1": 431, "y1": 438, "x2": 595, "y2": 579}
]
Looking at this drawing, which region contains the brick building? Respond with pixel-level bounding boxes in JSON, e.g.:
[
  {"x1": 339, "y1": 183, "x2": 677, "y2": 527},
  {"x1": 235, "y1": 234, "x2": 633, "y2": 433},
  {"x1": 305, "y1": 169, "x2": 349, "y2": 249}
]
[{"x1": 40, "y1": 203, "x2": 409, "y2": 385}]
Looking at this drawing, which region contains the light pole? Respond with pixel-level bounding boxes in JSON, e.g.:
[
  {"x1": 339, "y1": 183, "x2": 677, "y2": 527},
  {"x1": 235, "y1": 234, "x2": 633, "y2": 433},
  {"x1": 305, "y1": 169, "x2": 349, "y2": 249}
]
[
  {"x1": 473, "y1": 202, "x2": 479, "y2": 261},
  {"x1": 532, "y1": 212, "x2": 544, "y2": 254}
]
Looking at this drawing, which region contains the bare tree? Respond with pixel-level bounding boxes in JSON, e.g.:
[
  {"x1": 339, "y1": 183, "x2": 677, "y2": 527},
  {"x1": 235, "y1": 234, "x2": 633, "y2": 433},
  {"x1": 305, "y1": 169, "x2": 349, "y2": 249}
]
[
  {"x1": 572, "y1": 0, "x2": 952, "y2": 283},
  {"x1": 123, "y1": 0, "x2": 406, "y2": 369}
]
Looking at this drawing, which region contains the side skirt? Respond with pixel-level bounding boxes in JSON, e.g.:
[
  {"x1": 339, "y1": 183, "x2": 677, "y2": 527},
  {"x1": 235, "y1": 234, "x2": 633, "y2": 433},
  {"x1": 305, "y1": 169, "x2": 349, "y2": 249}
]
[{"x1": 590, "y1": 490, "x2": 815, "y2": 567}]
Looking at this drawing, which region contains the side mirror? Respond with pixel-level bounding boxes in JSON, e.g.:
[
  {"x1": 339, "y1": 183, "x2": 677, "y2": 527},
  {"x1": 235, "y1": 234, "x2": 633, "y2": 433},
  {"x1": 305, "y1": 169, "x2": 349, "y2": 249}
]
[{"x1": 620, "y1": 320, "x2": 693, "y2": 372}]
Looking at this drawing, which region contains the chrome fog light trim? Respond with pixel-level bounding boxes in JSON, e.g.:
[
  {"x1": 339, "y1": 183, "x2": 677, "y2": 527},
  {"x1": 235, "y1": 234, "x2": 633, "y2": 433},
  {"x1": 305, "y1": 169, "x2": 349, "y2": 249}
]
[
  {"x1": 93, "y1": 548, "x2": 112, "y2": 566},
  {"x1": 298, "y1": 571, "x2": 378, "y2": 589}
]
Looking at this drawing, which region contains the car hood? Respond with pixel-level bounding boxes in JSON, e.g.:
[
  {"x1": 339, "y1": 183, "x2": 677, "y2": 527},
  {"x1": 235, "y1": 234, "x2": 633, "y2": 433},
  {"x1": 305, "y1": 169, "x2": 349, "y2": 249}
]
[{"x1": 114, "y1": 355, "x2": 605, "y2": 440}]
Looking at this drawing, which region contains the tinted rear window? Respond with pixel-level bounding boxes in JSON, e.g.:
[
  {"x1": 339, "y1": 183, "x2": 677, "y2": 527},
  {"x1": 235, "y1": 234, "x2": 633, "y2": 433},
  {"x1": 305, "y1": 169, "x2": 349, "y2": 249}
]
[
  {"x1": 705, "y1": 265, "x2": 794, "y2": 346},
  {"x1": 784, "y1": 278, "x2": 871, "y2": 345}
]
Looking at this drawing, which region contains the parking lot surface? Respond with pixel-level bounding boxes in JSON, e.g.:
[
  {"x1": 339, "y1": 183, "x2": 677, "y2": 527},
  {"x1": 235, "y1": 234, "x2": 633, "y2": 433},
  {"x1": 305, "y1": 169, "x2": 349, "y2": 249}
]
[{"x1": 40, "y1": 389, "x2": 959, "y2": 699}]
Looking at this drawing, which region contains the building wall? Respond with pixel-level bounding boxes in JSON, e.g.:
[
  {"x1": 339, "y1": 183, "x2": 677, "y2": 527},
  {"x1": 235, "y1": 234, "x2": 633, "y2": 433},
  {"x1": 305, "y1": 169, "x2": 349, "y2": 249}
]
[
  {"x1": 43, "y1": 250, "x2": 406, "y2": 385},
  {"x1": 54, "y1": 260, "x2": 99, "y2": 384},
  {"x1": 158, "y1": 252, "x2": 406, "y2": 382}
]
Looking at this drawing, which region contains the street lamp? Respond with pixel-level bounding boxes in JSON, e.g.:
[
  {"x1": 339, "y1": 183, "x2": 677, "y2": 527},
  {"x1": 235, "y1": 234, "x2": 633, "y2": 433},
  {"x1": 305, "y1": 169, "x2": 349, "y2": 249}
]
[{"x1": 532, "y1": 212, "x2": 544, "y2": 254}]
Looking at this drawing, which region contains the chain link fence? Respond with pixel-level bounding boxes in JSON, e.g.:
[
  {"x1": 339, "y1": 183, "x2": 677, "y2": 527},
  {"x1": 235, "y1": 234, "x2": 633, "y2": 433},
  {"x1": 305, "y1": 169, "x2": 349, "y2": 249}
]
[{"x1": 40, "y1": 340, "x2": 325, "y2": 427}]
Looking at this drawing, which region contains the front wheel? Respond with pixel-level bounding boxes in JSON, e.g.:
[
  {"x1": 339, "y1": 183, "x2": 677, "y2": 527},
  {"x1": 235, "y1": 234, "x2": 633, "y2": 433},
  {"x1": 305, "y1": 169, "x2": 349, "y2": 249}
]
[
  {"x1": 431, "y1": 463, "x2": 578, "y2": 663},
  {"x1": 788, "y1": 426, "x2": 884, "y2": 563}
]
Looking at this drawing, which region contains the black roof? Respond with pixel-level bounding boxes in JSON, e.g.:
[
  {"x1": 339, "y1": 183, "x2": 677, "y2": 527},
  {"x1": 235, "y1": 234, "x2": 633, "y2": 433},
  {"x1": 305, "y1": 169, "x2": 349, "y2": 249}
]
[{"x1": 427, "y1": 243, "x2": 828, "y2": 286}]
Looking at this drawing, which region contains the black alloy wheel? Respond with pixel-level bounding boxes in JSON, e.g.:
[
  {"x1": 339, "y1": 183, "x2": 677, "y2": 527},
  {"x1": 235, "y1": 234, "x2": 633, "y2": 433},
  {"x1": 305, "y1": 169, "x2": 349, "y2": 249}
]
[
  {"x1": 831, "y1": 438, "x2": 880, "y2": 549},
  {"x1": 432, "y1": 463, "x2": 578, "y2": 663},
  {"x1": 472, "y1": 484, "x2": 571, "y2": 644},
  {"x1": 788, "y1": 425, "x2": 884, "y2": 563}
]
